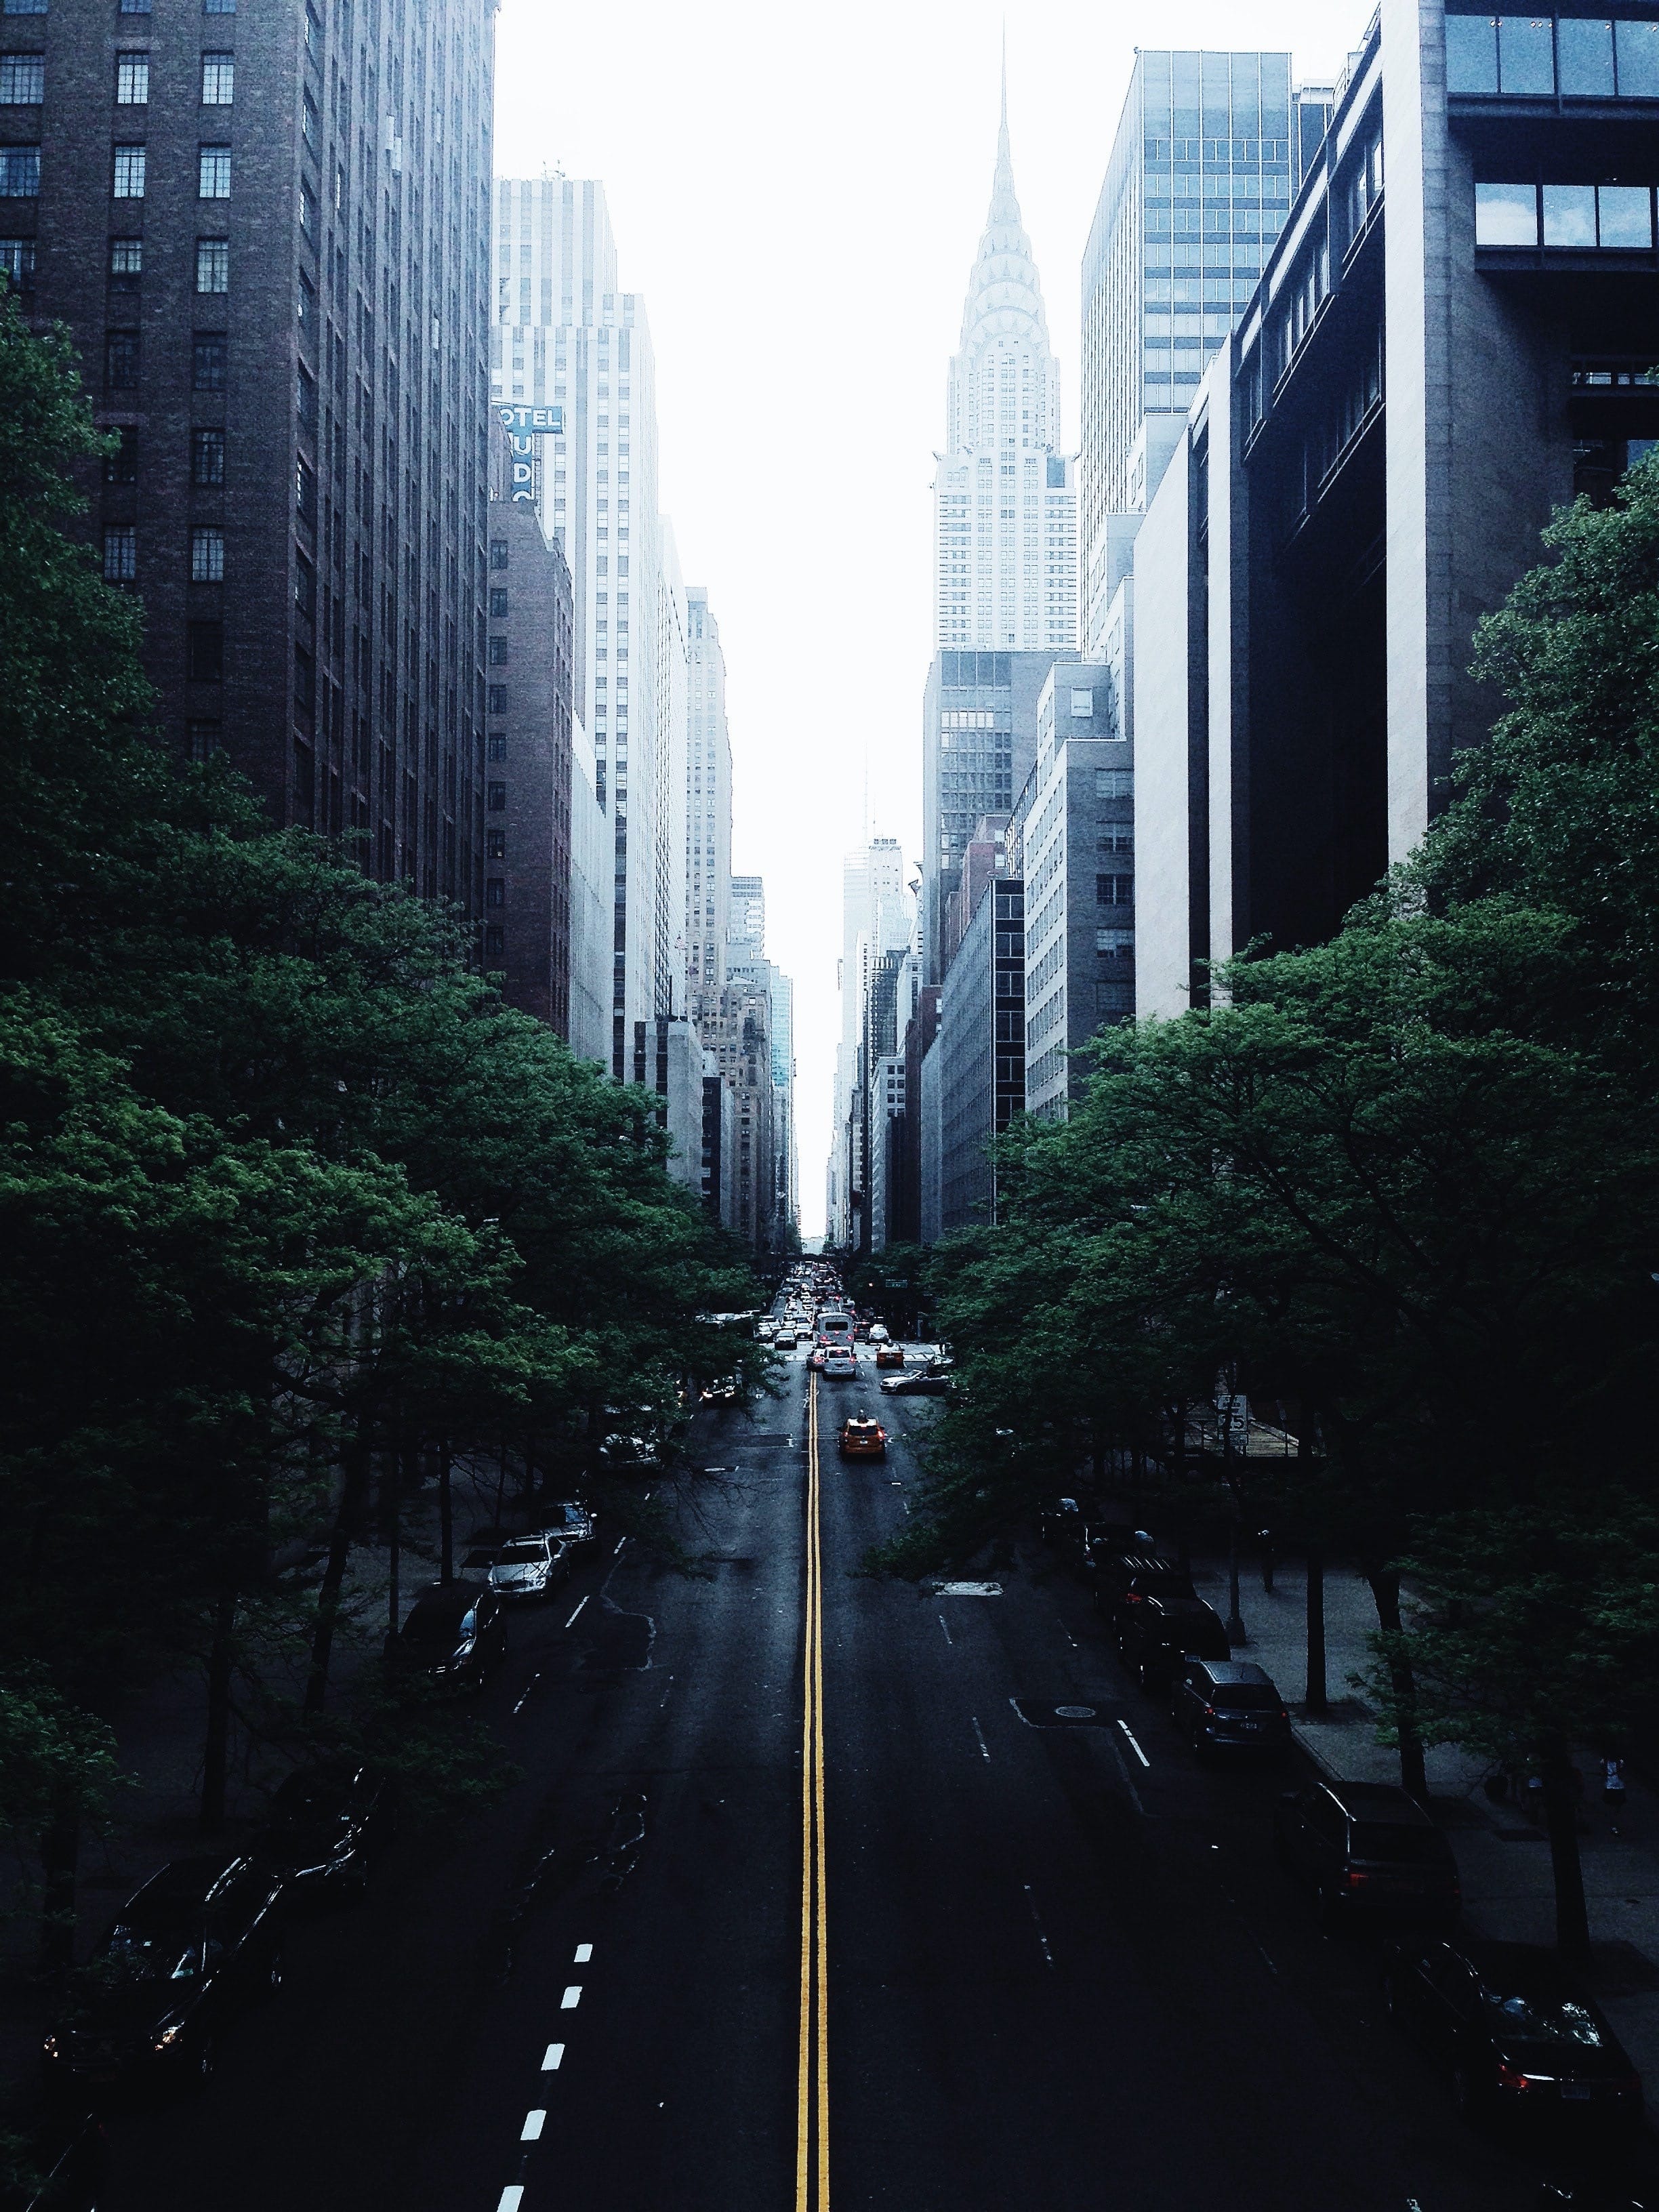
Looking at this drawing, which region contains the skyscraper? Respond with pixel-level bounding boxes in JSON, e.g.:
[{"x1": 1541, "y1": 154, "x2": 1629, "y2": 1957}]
[
  {"x1": 685, "y1": 587, "x2": 733, "y2": 1005},
  {"x1": 933, "y1": 79, "x2": 1077, "y2": 653},
  {"x1": 490, "y1": 178, "x2": 687, "y2": 1083},
  {"x1": 1079, "y1": 54, "x2": 1326, "y2": 647},
  {"x1": 5, "y1": 0, "x2": 497, "y2": 907}
]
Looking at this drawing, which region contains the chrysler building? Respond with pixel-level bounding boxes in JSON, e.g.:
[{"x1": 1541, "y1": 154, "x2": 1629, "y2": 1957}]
[{"x1": 933, "y1": 79, "x2": 1078, "y2": 651}]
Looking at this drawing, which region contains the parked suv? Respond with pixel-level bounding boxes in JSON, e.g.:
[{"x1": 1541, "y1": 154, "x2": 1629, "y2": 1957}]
[
  {"x1": 1275, "y1": 1780, "x2": 1460, "y2": 1931},
  {"x1": 1117, "y1": 1589, "x2": 1230, "y2": 1686},
  {"x1": 1092, "y1": 1551, "x2": 1196, "y2": 1621},
  {"x1": 1170, "y1": 1658, "x2": 1291, "y2": 1759}
]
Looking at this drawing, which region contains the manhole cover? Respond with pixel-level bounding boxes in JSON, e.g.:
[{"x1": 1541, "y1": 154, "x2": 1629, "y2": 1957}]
[
  {"x1": 1055, "y1": 1704, "x2": 1098, "y2": 1720},
  {"x1": 1010, "y1": 1699, "x2": 1109, "y2": 1729},
  {"x1": 934, "y1": 1580, "x2": 1002, "y2": 1597}
]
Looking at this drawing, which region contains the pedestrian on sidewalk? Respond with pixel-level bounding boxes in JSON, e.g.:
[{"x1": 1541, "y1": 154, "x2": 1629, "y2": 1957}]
[{"x1": 1603, "y1": 1755, "x2": 1628, "y2": 1835}]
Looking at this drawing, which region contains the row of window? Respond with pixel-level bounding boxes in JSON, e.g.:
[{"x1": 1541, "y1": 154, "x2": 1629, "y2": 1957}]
[
  {"x1": 1448, "y1": 14, "x2": 1659, "y2": 100},
  {"x1": 1475, "y1": 177, "x2": 1659, "y2": 248},
  {"x1": 102, "y1": 523, "x2": 225, "y2": 583},
  {"x1": 0, "y1": 49, "x2": 233, "y2": 106},
  {"x1": 100, "y1": 424, "x2": 225, "y2": 485},
  {"x1": 1, "y1": 0, "x2": 236, "y2": 12},
  {"x1": 0, "y1": 138, "x2": 233, "y2": 201},
  {"x1": 103, "y1": 317, "x2": 231, "y2": 387}
]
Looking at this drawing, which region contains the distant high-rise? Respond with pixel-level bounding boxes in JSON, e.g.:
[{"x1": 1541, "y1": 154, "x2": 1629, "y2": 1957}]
[
  {"x1": 933, "y1": 77, "x2": 1077, "y2": 654},
  {"x1": 491, "y1": 178, "x2": 687, "y2": 1084},
  {"x1": 684, "y1": 588, "x2": 732, "y2": 1006},
  {"x1": 1079, "y1": 53, "x2": 1327, "y2": 646}
]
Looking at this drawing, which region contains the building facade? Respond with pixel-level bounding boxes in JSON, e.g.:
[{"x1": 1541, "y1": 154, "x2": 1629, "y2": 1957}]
[
  {"x1": 685, "y1": 585, "x2": 732, "y2": 1006},
  {"x1": 1130, "y1": 1, "x2": 1659, "y2": 1015},
  {"x1": 933, "y1": 81, "x2": 1078, "y2": 656},
  {"x1": 1018, "y1": 665, "x2": 1133, "y2": 1118},
  {"x1": 935, "y1": 871, "x2": 1025, "y2": 1233},
  {"x1": 4, "y1": 0, "x2": 496, "y2": 907}
]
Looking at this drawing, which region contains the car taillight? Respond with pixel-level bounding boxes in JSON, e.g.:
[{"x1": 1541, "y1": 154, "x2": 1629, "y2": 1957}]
[
  {"x1": 1341, "y1": 1866, "x2": 1370, "y2": 1889},
  {"x1": 1202, "y1": 1704, "x2": 1217, "y2": 1719},
  {"x1": 1496, "y1": 2060, "x2": 1546, "y2": 2093},
  {"x1": 1124, "y1": 1593, "x2": 1143, "y2": 1604}
]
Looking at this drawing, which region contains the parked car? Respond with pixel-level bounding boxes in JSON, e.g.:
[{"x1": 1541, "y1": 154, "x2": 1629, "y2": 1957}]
[
  {"x1": 824, "y1": 1348, "x2": 857, "y2": 1379},
  {"x1": 1382, "y1": 1936, "x2": 1642, "y2": 2133},
  {"x1": 539, "y1": 1498, "x2": 596, "y2": 1544},
  {"x1": 1170, "y1": 1658, "x2": 1291, "y2": 1759},
  {"x1": 598, "y1": 1432, "x2": 664, "y2": 1472},
  {"x1": 254, "y1": 1765, "x2": 398, "y2": 1906},
  {"x1": 699, "y1": 1374, "x2": 741, "y2": 1406},
  {"x1": 44, "y1": 1856, "x2": 287, "y2": 2098},
  {"x1": 838, "y1": 1417, "x2": 888, "y2": 1460},
  {"x1": 1275, "y1": 1780, "x2": 1460, "y2": 1931},
  {"x1": 489, "y1": 1533, "x2": 569, "y2": 1602},
  {"x1": 1092, "y1": 1551, "x2": 1196, "y2": 1620},
  {"x1": 1116, "y1": 1589, "x2": 1229, "y2": 1685},
  {"x1": 396, "y1": 1582, "x2": 508, "y2": 1689},
  {"x1": 874, "y1": 1343, "x2": 906, "y2": 1370},
  {"x1": 880, "y1": 1370, "x2": 951, "y2": 1396}
]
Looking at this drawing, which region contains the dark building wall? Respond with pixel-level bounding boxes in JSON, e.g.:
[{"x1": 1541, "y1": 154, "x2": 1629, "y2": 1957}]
[
  {"x1": 895, "y1": 983, "x2": 940, "y2": 1246},
  {"x1": 484, "y1": 470, "x2": 574, "y2": 1036},
  {"x1": 3, "y1": 0, "x2": 494, "y2": 914}
]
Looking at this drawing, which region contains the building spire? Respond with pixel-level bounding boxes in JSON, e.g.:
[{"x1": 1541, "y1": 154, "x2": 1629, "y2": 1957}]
[{"x1": 989, "y1": 33, "x2": 1019, "y2": 231}]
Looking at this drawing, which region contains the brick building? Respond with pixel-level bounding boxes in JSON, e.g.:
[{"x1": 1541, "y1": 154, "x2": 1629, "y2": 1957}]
[{"x1": 1, "y1": 0, "x2": 495, "y2": 911}]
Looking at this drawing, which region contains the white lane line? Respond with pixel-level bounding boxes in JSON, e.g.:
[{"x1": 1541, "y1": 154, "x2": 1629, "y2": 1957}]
[
  {"x1": 564, "y1": 1595, "x2": 590, "y2": 1630},
  {"x1": 574, "y1": 1942, "x2": 593, "y2": 1963},
  {"x1": 1107, "y1": 1731, "x2": 1146, "y2": 1817},
  {"x1": 512, "y1": 1672, "x2": 541, "y2": 1715},
  {"x1": 1117, "y1": 1719, "x2": 1151, "y2": 1767},
  {"x1": 971, "y1": 1715, "x2": 990, "y2": 1761},
  {"x1": 613, "y1": 1536, "x2": 628, "y2": 1556},
  {"x1": 1022, "y1": 1883, "x2": 1056, "y2": 1968},
  {"x1": 541, "y1": 2043, "x2": 565, "y2": 2071},
  {"x1": 1254, "y1": 1938, "x2": 1279, "y2": 1979},
  {"x1": 521, "y1": 2110, "x2": 546, "y2": 2142},
  {"x1": 497, "y1": 2192, "x2": 525, "y2": 2212},
  {"x1": 560, "y1": 1986, "x2": 582, "y2": 2009},
  {"x1": 937, "y1": 1612, "x2": 954, "y2": 1646}
]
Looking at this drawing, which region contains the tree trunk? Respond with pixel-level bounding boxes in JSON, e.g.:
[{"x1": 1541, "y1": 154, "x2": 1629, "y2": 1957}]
[
  {"x1": 1305, "y1": 1544, "x2": 1328, "y2": 1715},
  {"x1": 438, "y1": 1443, "x2": 454, "y2": 1584},
  {"x1": 1542, "y1": 1739, "x2": 1591, "y2": 1958},
  {"x1": 200, "y1": 1580, "x2": 238, "y2": 1832},
  {"x1": 1367, "y1": 1567, "x2": 1429, "y2": 1805},
  {"x1": 304, "y1": 1429, "x2": 371, "y2": 1718}
]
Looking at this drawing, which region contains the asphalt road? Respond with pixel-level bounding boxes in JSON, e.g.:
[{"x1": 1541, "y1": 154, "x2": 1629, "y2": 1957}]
[{"x1": 102, "y1": 1349, "x2": 1536, "y2": 2211}]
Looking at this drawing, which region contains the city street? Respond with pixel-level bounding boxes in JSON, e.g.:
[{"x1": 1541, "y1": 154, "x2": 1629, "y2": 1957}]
[{"x1": 98, "y1": 1347, "x2": 1534, "y2": 2212}]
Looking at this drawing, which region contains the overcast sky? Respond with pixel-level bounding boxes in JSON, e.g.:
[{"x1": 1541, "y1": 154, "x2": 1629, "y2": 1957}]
[{"x1": 493, "y1": 0, "x2": 1373, "y2": 1236}]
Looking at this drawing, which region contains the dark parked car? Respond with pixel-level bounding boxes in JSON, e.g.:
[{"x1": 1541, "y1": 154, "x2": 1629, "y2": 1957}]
[
  {"x1": 1170, "y1": 1657, "x2": 1291, "y2": 1759},
  {"x1": 1275, "y1": 1780, "x2": 1460, "y2": 1931},
  {"x1": 489, "y1": 1532, "x2": 569, "y2": 1602},
  {"x1": 1117, "y1": 1591, "x2": 1231, "y2": 1687},
  {"x1": 539, "y1": 1499, "x2": 596, "y2": 1544},
  {"x1": 396, "y1": 1582, "x2": 508, "y2": 1689},
  {"x1": 1094, "y1": 1553, "x2": 1198, "y2": 1622},
  {"x1": 1382, "y1": 1936, "x2": 1642, "y2": 2132},
  {"x1": 44, "y1": 1856, "x2": 285, "y2": 2097},
  {"x1": 255, "y1": 1765, "x2": 398, "y2": 1906}
]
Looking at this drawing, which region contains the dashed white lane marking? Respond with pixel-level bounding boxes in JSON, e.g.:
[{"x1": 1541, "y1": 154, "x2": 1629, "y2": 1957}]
[
  {"x1": 497, "y1": 2191, "x2": 525, "y2": 2211},
  {"x1": 613, "y1": 1537, "x2": 628, "y2": 1556},
  {"x1": 560, "y1": 1986, "x2": 582, "y2": 2009},
  {"x1": 574, "y1": 1942, "x2": 593, "y2": 1963},
  {"x1": 937, "y1": 1612, "x2": 954, "y2": 1646},
  {"x1": 1108, "y1": 1732, "x2": 1146, "y2": 1817},
  {"x1": 541, "y1": 2043, "x2": 565, "y2": 2071},
  {"x1": 1023, "y1": 1883, "x2": 1056, "y2": 1967},
  {"x1": 512, "y1": 1672, "x2": 541, "y2": 1715},
  {"x1": 521, "y1": 2110, "x2": 546, "y2": 2142},
  {"x1": 971, "y1": 1715, "x2": 990, "y2": 1761},
  {"x1": 1117, "y1": 1719, "x2": 1151, "y2": 1767},
  {"x1": 564, "y1": 1595, "x2": 590, "y2": 1630}
]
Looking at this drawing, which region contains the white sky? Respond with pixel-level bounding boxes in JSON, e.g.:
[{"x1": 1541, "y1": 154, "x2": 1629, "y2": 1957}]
[{"x1": 493, "y1": 0, "x2": 1373, "y2": 1236}]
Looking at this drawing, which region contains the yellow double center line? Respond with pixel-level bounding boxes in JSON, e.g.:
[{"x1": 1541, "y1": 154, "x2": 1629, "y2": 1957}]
[{"x1": 797, "y1": 1371, "x2": 830, "y2": 2211}]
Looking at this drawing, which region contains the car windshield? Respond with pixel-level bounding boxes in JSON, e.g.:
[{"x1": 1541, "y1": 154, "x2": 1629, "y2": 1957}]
[
  {"x1": 497, "y1": 1540, "x2": 548, "y2": 1562},
  {"x1": 1476, "y1": 1984, "x2": 1605, "y2": 2045},
  {"x1": 1138, "y1": 1572, "x2": 1195, "y2": 1598},
  {"x1": 106, "y1": 1918, "x2": 205, "y2": 1982},
  {"x1": 1349, "y1": 1823, "x2": 1449, "y2": 1864},
  {"x1": 403, "y1": 1604, "x2": 471, "y2": 1646},
  {"x1": 1211, "y1": 1685, "x2": 1282, "y2": 1711}
]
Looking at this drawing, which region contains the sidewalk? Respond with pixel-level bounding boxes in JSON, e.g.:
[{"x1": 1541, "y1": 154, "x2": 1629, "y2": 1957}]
[{"x1": 1193, "y1": 1553, "x2": 1659, "y2": 2103}]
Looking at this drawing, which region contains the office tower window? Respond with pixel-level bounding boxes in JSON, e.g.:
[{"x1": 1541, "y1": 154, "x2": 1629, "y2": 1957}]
[
  {"x1": 489, "y1": 539, "x2": 508, "y2": 569},
  {"x1": 1, "y1": 0, "x2": 48, "y2": 14},
  {"x1": 487, "y1": 781, "x2": 506, "y2": 811},
  {"x1": 118, "y1": 0, "x2": 151, "y2": 13},
  {"x1": 192, "y1": 331, "x2": 227, "y2": 390},
  {"x1": 483, "y1": 925, "x2": 504, "y2": 958},
  {"x1": 195, "y1": 237, "x2": 228, "y2": 292},
  {"x1": 102, "y1": 525, "x2": 136, "y2": 583},
  {"x1": 190, "y1": 525, "x2": 225, "y2": 582},
  {"x1": 486, "y1": 733, "x2": 506, "y2": 760},
  {"x1": 187, "y1": 720, "x2": 221, "y2": 759},
  {"x1": 104, "y1": 327, "x2": 140, "y2": 386},
  {"x1": 115, "y1": 53, "x2": 148, "y2": 102},
  {"x1": 0, "y1": 144, "x2": 39, "y2": 194},
  {"x1": 108, "y1": 235, "x2": 142, "y2": 286},
  {"x1": 203, "y1": 0, "x2": 236, "y2": 11},
  {"x1": 200, "y1": 52, "x2": 234, "y2": 104},
  {"x1": 111, "y1": 144, "x2": 145, "y2": 197},
  {"x1": 486, "y1": 829, "x2": 505, "y2": 859},
  {"x1": 0, "y1": 51, "x2": 44, "y2": 101},
  {"x1": 1, "y1": 235, "x2": 35, "y2": 289},
  {"x1": 103, "y1": 424, "x2": 138, "y2": 483},
  {"x1": 485, "y1": 878, "x2": 504, "y2": 907},
  {"x1": 191, "y1": 426, "x2": 225, "y2": 484},
  {"x1": 199, "y1": 143, "x2": 230, "y2": 197}
]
